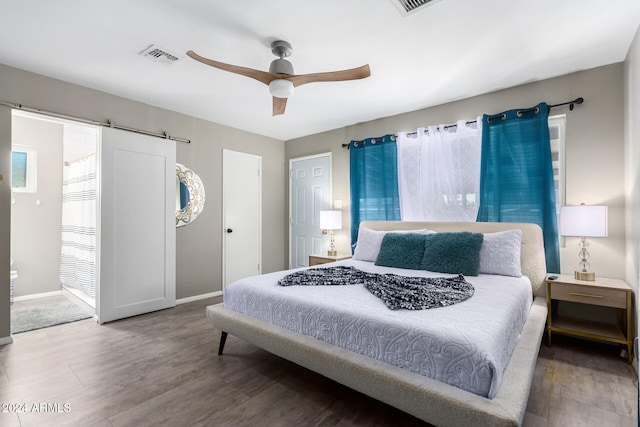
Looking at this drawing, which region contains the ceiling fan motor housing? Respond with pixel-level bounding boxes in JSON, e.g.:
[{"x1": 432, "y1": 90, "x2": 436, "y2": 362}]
[{"x1": 269, "y1": 58, "x2": 294, "y2": 75}]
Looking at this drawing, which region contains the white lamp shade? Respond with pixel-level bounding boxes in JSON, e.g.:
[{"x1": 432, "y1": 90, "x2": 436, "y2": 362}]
[
  {"x1": 319, "y1": 210, "x2": 342, "y2": 230},
  {"x1": 560, "y1": 205, "x2": 608, "y2": 237},
  {"x1": 268, "y1": 79, "x2": 294, "y2": 98}
]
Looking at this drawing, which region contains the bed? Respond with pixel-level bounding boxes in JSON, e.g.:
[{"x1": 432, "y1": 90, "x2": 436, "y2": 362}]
[{"x1": 206, "y1": 221, "x2": 548, "y2": 426}]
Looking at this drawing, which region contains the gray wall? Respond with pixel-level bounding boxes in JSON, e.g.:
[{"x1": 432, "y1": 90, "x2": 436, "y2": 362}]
[
  {"x1": 624, "y1": 26, "x2": 640, "y2": 347},
  {"x1": 11, "y1": 115, "x2": 63, "y2": 297},
  {"x1": 173, "y1": 118, "x2": 285, "y2": 298},
  {"x1": 286, "y1": 64, "x2": 627, "y2": 283},
  {"x1": 0, "y1": 63, "x2": 287, "y2": 339}
]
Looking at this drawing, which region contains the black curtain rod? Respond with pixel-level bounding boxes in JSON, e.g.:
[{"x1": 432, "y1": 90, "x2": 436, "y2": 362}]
[
  {"x1": 342, "y1": 120, "x2": 478, "y2": 148},
  {"x1": 401, "y1": 119, "x2": 479, "y2": 138},
  {"x1": 341, "y1": 97, "x2": 584, "y2": 149},
  {"x1": 486, "y1": 97, "x2": 584, "y2": 122},
  {"x1": 548, "y1": 97, "x2": 584, "y2": 110}
]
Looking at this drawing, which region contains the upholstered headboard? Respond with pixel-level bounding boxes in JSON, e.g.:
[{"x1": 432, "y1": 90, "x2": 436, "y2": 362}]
[{"x1": 360, "y1": 221, "x2": 547, "y2": 298}]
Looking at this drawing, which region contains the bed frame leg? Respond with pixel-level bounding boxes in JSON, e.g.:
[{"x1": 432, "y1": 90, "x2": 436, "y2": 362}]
[{"x1": 218, "y1": 331, "x2": 228, "y2": 355}]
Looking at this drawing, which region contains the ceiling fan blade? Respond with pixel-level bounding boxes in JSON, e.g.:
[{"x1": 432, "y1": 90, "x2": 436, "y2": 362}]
[
  {"x1": 273, "y1": 97, "x2": 288, "y2": 116},
  {"x1": 186, "y1": 50, "x2": 277, "y2": 86},
  {"x1": 288, "y1": 64, "x2": 371, "y2": 87}
]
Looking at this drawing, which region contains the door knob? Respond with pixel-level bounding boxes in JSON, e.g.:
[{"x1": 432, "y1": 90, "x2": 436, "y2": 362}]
[{"x1": 226, "y1": 228, "x2": 233, "y2": 233}]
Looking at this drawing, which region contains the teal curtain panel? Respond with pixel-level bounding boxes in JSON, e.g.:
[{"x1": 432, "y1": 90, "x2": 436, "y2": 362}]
[
  {"x1": 476, "y1": 102, "x2": 560, "y2": 273},
  {"x1": 349, "y1": 135, "x2": 401, "y2": 250}
]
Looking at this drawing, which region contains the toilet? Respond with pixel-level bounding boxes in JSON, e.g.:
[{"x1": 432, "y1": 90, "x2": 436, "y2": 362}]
[{"x1": 10, "y1": 256, "x2": 17, "y2": 304}]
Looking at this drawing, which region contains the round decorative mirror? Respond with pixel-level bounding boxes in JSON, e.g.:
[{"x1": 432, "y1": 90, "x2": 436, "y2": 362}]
[{"x1": 176, "y1": 163, "x2": 205, "y2": 227}]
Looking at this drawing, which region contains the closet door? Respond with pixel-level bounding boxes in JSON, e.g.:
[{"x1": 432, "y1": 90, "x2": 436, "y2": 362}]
[
  {"x1": 289, "y1": 153, "x2": 331, "y2": 269},
  {"x1": 97, "y1": 128, "x2": 176, "y2": 323},
  {"x1": 223, "y1": 149, "x2": 261, "y2": 289}
]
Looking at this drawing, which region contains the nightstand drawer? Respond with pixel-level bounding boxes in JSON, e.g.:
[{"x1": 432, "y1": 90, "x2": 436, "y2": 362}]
[
  {"x1": 309, "y1": 256, "x2": 333, "y2": 266},
  {"x1": 549, "y1": 284, "x2": 626, "y2": 308},
  {"x1": 309, "y1": 254, "x2": 352, "y2": 266}
]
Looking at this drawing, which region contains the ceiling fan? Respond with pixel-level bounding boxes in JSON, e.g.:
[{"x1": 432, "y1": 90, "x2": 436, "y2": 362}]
[{"x1": 186, "y1": 40, "x2": 371, "y2": 116}]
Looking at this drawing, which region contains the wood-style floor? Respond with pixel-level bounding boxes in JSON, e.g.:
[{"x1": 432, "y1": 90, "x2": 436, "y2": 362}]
[{"x1": 0, "y1": 296, "x2": 636, "y2": 426}]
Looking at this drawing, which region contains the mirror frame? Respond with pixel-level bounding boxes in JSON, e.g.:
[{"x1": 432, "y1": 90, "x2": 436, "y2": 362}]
[{"x1": 176, "y1": 163, "x2": 206, "y2": 227}]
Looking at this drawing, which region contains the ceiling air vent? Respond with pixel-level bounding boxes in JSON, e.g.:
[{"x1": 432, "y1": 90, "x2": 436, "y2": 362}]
[
  {"x1": 139, "y1": 45, "x2": 179, "y2": 65},
  {"x1": 392, "y1": 0, "x2": 443, "y2": 16}
]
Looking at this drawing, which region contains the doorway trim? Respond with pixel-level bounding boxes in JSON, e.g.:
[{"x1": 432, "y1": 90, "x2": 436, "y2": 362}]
[{"x1": 7, "y1": 110, "x2": 101, "y2": 334}]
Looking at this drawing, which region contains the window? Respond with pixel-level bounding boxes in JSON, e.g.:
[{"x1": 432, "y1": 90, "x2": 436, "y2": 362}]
[
  {"x1": 548, "y1": 115, "x2": 566, "y2": 245},
  {"x1": 11, "y1": 144, "x2": 37, "y2": 193}
]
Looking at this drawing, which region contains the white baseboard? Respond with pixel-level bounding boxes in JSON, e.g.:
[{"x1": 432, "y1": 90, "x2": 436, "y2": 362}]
[
  {"x1": 15, "y1": 290, "x2": 220, "y2": 305},
  {"x1": 13, "y1": 290, "x2": 62, "y2": 302},
  {"x1": 176, "y1": 291, "x2": 222, "y2": 305},
  {"x1": 0, "y1": 336, "x2": 13, "y2": 346}
]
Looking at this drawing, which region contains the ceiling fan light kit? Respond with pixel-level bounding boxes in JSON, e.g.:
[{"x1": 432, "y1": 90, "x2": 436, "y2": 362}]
[
  {"x1": 187, "y1": 40, "x2": 370, "y2": 116},
  {"x1": 269, "y1": 79, "x2": 294, "y2": 98}
]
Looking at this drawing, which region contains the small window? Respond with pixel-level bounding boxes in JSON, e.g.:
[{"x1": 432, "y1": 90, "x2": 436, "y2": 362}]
[{"x1": 11, "y1": 145, "x2": 37, "y2": 193}]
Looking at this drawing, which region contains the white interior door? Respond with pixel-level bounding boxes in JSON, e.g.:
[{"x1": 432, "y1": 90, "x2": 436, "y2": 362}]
[
  {"x1": 289, "y1": 154, "x2": 331, "y2": 268},
  {"x1": 223, "y1": 149, "x2": 262, "y2": 288},
  {"x1": 98, "y1": 127, "x2": 176, "y2": 323}
]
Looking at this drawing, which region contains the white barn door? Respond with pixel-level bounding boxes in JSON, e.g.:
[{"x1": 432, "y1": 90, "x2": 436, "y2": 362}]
[
  {"x1": 223, "y1": 149, "x2": 262, "y2": 289},
  {"x1": 97, "y1": 128, "x2": 176, "y2": 323},
  {"x1": 289, "y1": 153, "x2": 331, "y2": 268}
]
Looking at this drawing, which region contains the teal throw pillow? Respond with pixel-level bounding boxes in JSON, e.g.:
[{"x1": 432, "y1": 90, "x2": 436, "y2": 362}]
[
  {"x1": 374, "y1": 233, "x2": 426, "y2": 270},
  {"x1": 421, "y1": 232, "x2": 484, "y2": 276}
]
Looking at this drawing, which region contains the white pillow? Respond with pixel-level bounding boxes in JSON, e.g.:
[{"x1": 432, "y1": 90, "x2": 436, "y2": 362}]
[
  {"x1": 479, "y1": 229, "x2": 522, "y2": 277},
  {"x1": 353, "y1": 227, "x2": 431, "y2": 262},
  {"x1": 352, "y1": 228, "x2": 386, "y2": 261}
]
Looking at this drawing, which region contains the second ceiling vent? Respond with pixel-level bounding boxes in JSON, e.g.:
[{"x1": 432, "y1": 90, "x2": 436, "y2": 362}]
[
  {"x1": 139, "y1": 45, "x2": 179, "y2": 65},
  {"x1": 392, "y1": 0, "x2": 443, "y2": 16}
]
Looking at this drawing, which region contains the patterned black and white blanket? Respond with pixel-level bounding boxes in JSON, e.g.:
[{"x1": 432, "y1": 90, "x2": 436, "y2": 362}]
[{"x1": 278, "y1": 266, "x2": 474, "y2": 310}]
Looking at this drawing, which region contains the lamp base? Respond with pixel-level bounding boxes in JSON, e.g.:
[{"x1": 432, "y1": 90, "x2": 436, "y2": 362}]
[
  {"x1": 575, "y1": 270, "x2": 595, "y2": 281},
  {"x1": 327, "y1": 250, "x2": 337, "y2": 256}
]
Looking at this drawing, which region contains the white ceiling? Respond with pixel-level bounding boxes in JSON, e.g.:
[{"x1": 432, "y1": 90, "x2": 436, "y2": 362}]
[{"x1": 0, "y1": 0, "x2": 639, "y2": 141}]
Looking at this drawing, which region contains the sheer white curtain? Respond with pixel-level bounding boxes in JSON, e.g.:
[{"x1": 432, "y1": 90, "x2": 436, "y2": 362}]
[{"x1": 397, "y1": 119, "x2": 482, "y2": 221}]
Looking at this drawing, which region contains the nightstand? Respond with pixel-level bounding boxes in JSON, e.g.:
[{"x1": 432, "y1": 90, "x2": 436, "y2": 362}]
[
  {"x1": 309, "y1": 254, "x2": 352, "y2": 266},
  {"x1": 546, "y1": 274, "x2": 633, "y2": 363}
]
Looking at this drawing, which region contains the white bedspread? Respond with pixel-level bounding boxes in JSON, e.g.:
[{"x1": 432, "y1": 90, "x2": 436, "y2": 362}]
[{"x1": 223, "y1": 259, "x2": 532, "y2": 398}]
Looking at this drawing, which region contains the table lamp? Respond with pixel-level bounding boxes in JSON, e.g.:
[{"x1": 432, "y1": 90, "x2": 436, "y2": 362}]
[
  {"x1": 319, "y1": 210, "x2": 342, "y2": 256},
  {"x1": 559, "y1": 204, "x2": 608, "y2": 281}
]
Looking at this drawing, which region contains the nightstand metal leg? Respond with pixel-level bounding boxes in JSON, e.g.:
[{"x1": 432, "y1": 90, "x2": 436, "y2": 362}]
[
  {"x1": 546, "y1": 281, "x2": 552, "y2": 347},
  {"x1": 626, "y1": 295, "x2": 633, "y2": 364}
]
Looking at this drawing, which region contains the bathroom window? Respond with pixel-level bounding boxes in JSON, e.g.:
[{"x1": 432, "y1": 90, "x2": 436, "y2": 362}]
[
  {"x1": 11, "y1": 144, "x2": 37, "y2": 193},
  {"x1": 548, "y1": 115, "x2": 566, "y2": 247}
]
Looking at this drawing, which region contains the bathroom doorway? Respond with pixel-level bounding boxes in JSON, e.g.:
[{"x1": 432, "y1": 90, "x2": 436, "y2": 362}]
[
  {"x1": 10, "y1": 110, "x2": 98, "y2": 333},
  {"x1": 9, "y1": 109, "x2": 177, "y2": 331}
]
